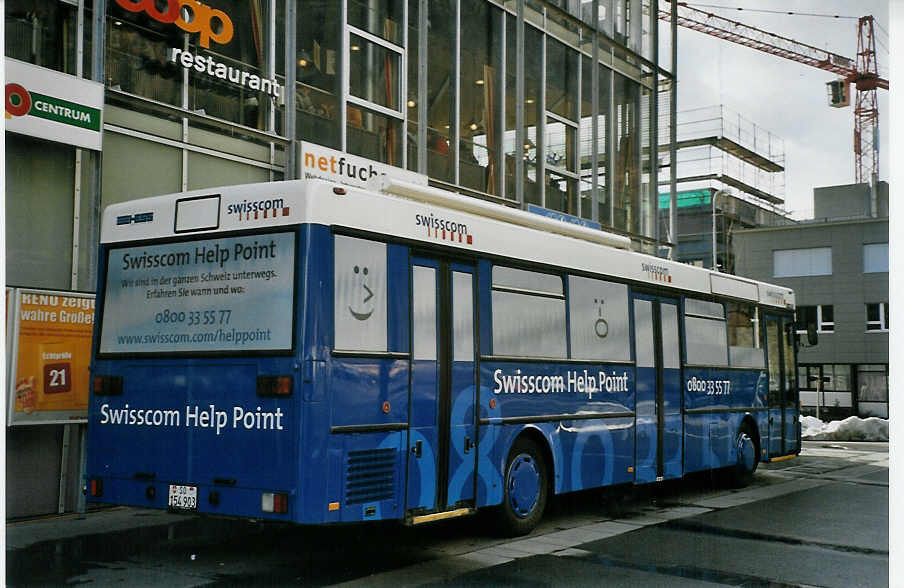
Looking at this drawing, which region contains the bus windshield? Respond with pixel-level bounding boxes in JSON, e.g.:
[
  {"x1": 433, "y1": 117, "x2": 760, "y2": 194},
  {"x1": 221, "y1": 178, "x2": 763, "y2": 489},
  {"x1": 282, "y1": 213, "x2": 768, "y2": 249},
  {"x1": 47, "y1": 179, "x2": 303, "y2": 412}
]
[{"x1": 98, "y1": 230, "x2": 296, "y2": 356}]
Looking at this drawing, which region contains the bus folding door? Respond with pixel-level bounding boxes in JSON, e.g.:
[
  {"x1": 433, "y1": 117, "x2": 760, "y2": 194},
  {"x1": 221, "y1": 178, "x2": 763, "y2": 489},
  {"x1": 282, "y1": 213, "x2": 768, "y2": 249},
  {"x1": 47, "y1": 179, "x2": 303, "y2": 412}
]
[
  {"x1": 407, "y1": 257, "x2": 478, "y2": 517},
  {"x1": 633, "y1": 295, "x2": 682, "y2": 483}
]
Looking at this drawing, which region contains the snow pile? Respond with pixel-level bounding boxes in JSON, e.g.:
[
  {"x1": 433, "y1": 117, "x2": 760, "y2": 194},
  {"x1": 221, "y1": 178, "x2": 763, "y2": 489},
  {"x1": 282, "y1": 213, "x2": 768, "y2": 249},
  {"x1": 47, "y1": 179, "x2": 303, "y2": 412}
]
[{"x1": 800, "y1": 415, "x2": 889, "y2": 441}]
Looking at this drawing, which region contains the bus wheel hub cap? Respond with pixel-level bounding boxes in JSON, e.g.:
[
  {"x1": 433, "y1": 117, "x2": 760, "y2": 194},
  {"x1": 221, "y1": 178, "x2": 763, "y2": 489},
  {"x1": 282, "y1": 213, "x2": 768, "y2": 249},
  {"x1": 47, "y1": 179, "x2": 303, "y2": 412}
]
[{"x1": 508, "y1": 455, "x2": 540, "y2": 518}]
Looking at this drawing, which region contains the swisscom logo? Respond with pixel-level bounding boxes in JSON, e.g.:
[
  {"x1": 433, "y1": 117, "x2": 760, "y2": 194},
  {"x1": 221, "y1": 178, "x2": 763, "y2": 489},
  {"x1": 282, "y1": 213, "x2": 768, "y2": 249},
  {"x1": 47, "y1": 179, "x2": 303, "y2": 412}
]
[{"x1": 5, "y1": 83, "x2": 101, "y2": 131}]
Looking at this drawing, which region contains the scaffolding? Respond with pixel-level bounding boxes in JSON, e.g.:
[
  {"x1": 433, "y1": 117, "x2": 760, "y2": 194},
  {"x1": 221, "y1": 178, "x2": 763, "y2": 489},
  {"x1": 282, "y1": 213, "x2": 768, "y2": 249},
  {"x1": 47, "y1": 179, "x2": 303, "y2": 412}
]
[
  {"x1": 659, "y1": 104, "x2": 787, "y2": 211},
  {"x1": 657, "y1": 103, "x2": 794, "y2": 271}
]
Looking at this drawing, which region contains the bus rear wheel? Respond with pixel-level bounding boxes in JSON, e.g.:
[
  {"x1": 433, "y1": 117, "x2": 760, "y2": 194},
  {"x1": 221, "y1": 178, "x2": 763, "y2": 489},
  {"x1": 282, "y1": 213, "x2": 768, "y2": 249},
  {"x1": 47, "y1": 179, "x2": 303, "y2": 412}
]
[
  {"x1": 497, "y1": 438, "x2": 548, "y2": 536},
  {"x1": 729, "y1": 425, "x2": 759, "y2": 488}
]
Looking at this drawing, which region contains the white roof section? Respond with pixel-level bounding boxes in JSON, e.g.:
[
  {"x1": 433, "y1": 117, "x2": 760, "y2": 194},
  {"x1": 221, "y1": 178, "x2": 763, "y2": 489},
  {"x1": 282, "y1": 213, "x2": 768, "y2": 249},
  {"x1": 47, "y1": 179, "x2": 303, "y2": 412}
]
[{"x1": 100, "y1": 178, "x2": 795, "y2": 309}]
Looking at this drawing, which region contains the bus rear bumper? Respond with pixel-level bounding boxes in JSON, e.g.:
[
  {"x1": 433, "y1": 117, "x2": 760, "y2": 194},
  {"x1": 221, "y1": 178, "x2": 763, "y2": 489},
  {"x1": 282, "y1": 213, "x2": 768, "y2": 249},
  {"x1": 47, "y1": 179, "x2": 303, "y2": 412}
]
[{"x1": 85, "y1": 476, "x2": 297, "y2": 522}]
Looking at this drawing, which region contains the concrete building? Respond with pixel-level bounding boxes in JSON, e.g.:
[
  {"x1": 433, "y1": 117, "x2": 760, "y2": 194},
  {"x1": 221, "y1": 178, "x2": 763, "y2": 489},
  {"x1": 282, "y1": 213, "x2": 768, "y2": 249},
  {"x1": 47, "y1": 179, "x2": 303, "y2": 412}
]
[
  {"x1": 733, "y1": 182, "x2": 889, "y2": 419},
  {"x1": 658, "y1": 187, "x2": 793, "y2": 274},
  {"x1": 5, "y1": 1, "x2": 674, "y2": 518}
]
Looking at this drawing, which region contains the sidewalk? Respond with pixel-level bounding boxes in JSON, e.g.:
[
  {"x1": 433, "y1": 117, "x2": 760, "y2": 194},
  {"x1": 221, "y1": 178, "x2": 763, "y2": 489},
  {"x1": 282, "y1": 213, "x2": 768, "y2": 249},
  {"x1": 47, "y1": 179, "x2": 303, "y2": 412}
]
[{"x1": 6, "y1": 507, "x2": 193, "y2": 552}]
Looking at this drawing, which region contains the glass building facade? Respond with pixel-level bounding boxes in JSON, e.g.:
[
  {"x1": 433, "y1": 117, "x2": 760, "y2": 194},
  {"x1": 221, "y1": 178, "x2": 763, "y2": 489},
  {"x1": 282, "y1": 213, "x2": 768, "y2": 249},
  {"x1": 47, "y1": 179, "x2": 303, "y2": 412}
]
[
  {"x1": 4, "y1": 0, "x2": 672, "y2": 517},
  {"x1": 8, "y1": 0, "x2": 670, "y2": 287}
]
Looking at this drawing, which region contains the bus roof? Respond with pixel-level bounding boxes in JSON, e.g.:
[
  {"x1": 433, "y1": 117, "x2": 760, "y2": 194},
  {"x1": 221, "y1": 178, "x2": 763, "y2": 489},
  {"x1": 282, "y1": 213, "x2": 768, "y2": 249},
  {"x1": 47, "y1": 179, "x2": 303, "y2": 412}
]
[{"x1": 100, "y1": 178, "x2": 794, "y2": 309}]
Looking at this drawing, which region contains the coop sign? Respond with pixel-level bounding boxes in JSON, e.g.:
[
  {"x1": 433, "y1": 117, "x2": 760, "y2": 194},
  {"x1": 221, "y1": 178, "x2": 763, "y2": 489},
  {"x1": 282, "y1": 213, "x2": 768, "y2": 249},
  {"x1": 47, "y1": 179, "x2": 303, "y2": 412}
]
[
  {"x1": 112, "y1": 0, "x2": 283, "y2": 100},
  {"x1": 113, "y1": 0, "x2": 233, "y2": 48}
]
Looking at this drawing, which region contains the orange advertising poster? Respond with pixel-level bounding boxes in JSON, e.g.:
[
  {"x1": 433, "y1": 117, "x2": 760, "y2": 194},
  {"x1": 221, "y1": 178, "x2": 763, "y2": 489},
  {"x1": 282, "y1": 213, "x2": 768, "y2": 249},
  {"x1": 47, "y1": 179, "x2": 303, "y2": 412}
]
[{"x1": 9, "y1": 289, "x2": 95, "y2": 425}]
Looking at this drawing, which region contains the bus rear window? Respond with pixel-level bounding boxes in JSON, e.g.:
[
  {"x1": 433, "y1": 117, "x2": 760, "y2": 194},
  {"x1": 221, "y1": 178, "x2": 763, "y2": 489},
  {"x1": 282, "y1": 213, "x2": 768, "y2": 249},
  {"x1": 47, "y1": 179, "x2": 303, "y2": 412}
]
[{"x1": 98, "y1": 231, "x2": 296, "y2": 355}]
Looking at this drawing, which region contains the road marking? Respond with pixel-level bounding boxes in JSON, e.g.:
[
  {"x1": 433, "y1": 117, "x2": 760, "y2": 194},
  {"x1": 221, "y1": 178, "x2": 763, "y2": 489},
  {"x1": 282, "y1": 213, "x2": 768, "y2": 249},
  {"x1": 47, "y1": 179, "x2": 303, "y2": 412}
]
[
  {"x1": 688, "y1": 478, "x2": 828, "y2": 509},
  {"x1": 505, "y1": 537, "x2": 567, "y2": 555},
  {"x1": 553, "y1": 548, "x2": 593, "y2": 557},
  {"x1": 769, "y1": 454, "x2": 798, "y2": 462}
]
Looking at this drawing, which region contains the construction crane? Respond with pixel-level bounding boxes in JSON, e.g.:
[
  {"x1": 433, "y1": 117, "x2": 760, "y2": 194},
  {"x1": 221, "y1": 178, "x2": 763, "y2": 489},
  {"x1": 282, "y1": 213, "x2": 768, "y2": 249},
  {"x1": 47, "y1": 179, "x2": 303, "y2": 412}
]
[{"x1": 659, "y1": 1, "x2": 889, "y2": 184}]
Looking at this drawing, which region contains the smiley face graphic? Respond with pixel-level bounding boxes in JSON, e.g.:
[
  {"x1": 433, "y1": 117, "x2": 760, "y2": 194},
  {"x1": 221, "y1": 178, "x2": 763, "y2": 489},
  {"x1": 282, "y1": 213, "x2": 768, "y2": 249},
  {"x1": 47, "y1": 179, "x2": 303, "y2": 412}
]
[{"x1": 348, "y1": 265, "x2": 375, "y2": 321}]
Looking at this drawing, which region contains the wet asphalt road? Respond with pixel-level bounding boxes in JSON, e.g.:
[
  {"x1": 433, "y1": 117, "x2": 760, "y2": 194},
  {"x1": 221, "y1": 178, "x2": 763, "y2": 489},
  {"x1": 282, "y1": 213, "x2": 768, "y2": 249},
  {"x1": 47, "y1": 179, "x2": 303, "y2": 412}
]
[{"x1": 6, "y1": 442, "x2": 888, "y2": 587}]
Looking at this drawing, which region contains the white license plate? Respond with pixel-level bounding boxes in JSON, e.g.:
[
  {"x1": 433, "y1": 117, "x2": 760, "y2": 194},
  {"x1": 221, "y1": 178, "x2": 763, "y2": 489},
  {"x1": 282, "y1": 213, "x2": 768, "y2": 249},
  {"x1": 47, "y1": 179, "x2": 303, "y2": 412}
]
[{"x1": 168, "y1": 484, "x2": 198, "y2": 510}]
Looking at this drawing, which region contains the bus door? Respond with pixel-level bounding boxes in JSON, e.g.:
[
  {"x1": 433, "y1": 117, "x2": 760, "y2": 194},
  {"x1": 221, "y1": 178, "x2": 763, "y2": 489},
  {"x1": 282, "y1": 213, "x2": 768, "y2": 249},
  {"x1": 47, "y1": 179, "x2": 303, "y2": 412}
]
[
  {"x1": 632, "y1": 295, "x2": 682, "y2": 483},
  {"x1": 407, "y1": 256, "x2": 477, "y2": 516},
  {"x1": 764, "y1": 314, "x2": 798, "y2": 456}
]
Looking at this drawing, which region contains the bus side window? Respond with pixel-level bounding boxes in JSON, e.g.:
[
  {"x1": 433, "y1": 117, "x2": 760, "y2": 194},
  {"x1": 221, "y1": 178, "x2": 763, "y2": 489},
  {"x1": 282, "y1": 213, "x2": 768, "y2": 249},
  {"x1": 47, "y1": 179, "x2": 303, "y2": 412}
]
[
  {"x1": 491, "y1": 266, "x2": 566, "y2": 358},
  {"x1": 334, "y1": 235, "x2": 388, "y2": 352},
  {"x1": 567, "y1": 275, "x2": 630, "y2": 362},
  {"x1": 684, "y1": 299, "x2": 728, "y2": 367},
  {"x1": 765, "y1": 318, "x2": 781, "y2": 404},
  {"x1": 726, "y1": 302, "x2": 764, "y2": 368},
  {"x1": 782, "y1": 321, "x2": 797, "y2": 407}
]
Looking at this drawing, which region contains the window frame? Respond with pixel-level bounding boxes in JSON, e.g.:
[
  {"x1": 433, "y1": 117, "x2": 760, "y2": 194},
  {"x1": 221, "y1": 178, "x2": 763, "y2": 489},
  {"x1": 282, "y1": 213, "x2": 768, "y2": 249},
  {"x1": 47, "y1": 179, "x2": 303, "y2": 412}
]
[
  {"x1": 795, "y1": 304, "x2": 834, "y2": 334},
  {"x1": 725, "y1": 300, "x2": 764, "y2": 368},
  {"x1": 490, "y1": 264, "x2": 567, "y2": 359},
  {"x1": 866, "y1": 302, "x2": 889, "y2": 332},
  {"x1": 863, "y1": 242, "x2": 889, "y2": 273},
  {"x1": 96, "y1": 227, "x2": 299, "y2": 358},
  {"x1": 683, "y1": 297, "x2": 729, "y2": 368},
  {"x1": 567, "y1": 274, "x2": 631, "y2": 362},
  {"x1": 333, "y1": 233, "x2": 390, "y2": 353},
  {"x1": 773, "y1": 247, "x2": 832, "y2": 278}
]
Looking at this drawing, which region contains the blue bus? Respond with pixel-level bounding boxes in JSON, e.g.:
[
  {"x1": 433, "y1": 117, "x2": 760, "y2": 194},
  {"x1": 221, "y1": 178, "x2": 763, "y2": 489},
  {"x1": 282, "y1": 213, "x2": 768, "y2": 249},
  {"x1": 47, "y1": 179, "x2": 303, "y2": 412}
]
[{"x1": 87, "y1": 176, "x2": 800, "y2": 535}]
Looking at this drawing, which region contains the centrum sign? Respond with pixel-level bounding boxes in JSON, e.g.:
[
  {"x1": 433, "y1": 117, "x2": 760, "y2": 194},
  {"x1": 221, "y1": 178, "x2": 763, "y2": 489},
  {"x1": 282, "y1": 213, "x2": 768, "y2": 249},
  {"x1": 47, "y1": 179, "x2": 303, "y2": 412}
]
[
  {"x1": 112, "y1": 0, "x2": 282, "y2": 100},
  {"x1": 6, "y1": 84, "x2": 101, "y2": 131},
  {"x1": 4, "y1": 59, "x2": 104, "y2": 151}
]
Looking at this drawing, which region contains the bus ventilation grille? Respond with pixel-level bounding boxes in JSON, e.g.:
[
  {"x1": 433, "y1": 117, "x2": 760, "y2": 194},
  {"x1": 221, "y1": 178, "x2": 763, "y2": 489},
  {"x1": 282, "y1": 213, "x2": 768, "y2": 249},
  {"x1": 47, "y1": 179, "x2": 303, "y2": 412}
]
[{"x1": 345, "y1": 448, "x2": 396, "y2": 505}]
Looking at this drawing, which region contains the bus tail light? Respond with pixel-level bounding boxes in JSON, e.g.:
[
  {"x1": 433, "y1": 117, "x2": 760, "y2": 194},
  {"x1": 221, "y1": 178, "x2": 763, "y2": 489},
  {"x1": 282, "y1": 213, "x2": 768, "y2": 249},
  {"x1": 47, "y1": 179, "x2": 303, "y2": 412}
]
[
  {"x1": 89, "y1": 478, "x2": 103, "y2": 497},
  {"x1": 93, "y1": 376, "x2": 123, "y2": 396},
  {"x1": 261, "y1": 492, "x2": 288, "y2": 514},
  {"x1": 257, "y1": 376, "x2": 292, "y2": 397}
]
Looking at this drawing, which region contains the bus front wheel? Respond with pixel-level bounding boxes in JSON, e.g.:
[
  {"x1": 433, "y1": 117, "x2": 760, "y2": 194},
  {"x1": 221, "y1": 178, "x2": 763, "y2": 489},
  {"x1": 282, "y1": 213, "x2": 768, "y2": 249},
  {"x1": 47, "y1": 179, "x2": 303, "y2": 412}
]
[{"x1": 497, "y1": 438, "x2": 548, "y2": 536}]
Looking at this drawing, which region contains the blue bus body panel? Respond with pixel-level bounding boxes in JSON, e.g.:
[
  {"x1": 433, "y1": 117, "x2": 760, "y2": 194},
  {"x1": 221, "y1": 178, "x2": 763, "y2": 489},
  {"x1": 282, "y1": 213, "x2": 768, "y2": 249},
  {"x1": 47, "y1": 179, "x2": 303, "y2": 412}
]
[
  {"x1": 330, "y1": 359, "x2": 409, "y2": 428},
  {"x1": 447, "y1": 363, "x2": 476, "y2": 506},
  {"x1": 634, "y1": 367, "x2": 656, "y2": 483},
  {"x1": 634, "y1": 364, "x2": 682, "y2": 483},
  {"x1": 87, "y1": 357, "x2": 300, "y2": 520},
  {"x1": 314, "y1": 227, "x2": 413, "y2": 522},
  {"x1": 329, "y1": 358, "x2": 410, "y2": 522},
  {"x1": 784, "y1": 408, "x2": 800, "y2": 454},
  {"x1": 682, "y1": 367, "x2": 767, "y2": 473},
  {"x1": 768, "y1": 408, "x2": 783, "y2": 457},
  {"x1": 408, "y1": 358, "x2": 438, "y2": 511},
  {"x1": 479, "y1": 361, "x2": 635, "y2": 501},
  {"x1": 327, "y1": 431, "x2": 405, "y2": 523},
  {"x1": 88, "y1": 225, "x2": 310, "y2": 522},
  {"x1": 662, "y1": 366, "x2": 683, "y2": 480}
]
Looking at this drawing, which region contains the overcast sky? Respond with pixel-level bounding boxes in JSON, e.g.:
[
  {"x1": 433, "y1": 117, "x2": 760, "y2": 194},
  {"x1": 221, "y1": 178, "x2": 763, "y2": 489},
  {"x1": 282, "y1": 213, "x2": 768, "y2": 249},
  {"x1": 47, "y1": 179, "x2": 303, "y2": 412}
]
[{"x1": 659, "y1": 0, "x2": 890, "y2": 219}]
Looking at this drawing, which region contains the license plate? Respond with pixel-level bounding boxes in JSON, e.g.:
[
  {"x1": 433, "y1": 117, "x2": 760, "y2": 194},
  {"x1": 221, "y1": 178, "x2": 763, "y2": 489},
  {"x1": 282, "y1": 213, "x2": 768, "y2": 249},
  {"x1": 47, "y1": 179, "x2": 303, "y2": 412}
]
[{"x1": 168, "y1": 484, "x2": 198, "y2": 511}]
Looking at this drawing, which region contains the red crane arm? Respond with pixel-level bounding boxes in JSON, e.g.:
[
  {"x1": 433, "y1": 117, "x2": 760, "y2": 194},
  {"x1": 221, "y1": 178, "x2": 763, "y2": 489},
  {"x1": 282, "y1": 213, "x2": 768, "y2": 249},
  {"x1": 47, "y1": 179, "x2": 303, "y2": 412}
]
[
  {"x1": 659, "y1": 1, "x2": 858, "y2": 77},
  {"x1": 659, "y1": 1, "x2": 889, "y2": 184}
]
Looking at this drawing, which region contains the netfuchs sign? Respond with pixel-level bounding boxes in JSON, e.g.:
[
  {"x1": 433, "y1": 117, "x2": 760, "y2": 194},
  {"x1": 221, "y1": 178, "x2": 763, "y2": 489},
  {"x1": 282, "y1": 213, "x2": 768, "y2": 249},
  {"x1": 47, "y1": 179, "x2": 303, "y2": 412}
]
[
  {"x1": 299, "y1": 142, "x2": 428, "y2": 190},
  {"x1": 5, "y1": 59, "x2": 104, "y2": 151}
]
